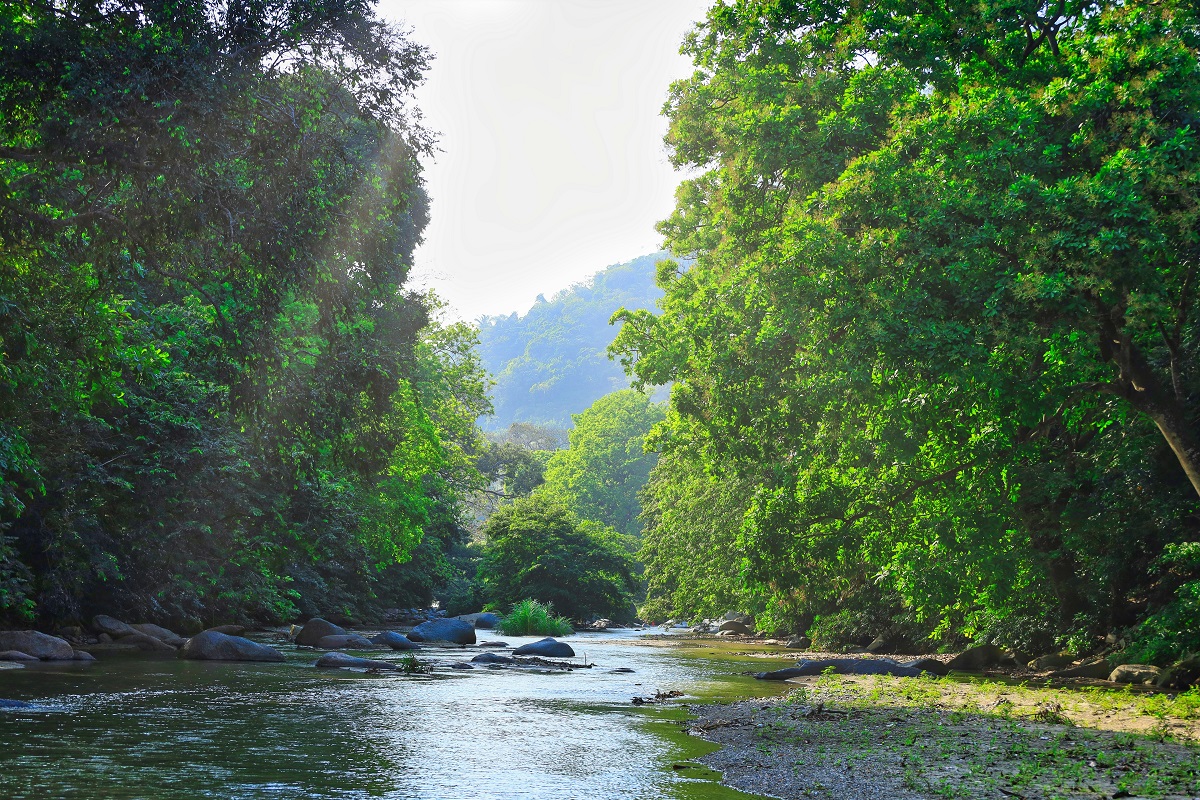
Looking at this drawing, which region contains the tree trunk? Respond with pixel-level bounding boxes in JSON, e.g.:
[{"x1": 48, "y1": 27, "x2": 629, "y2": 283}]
[{"x1": 1150, "y1": 410, "x2": 1200, "y2": 500}]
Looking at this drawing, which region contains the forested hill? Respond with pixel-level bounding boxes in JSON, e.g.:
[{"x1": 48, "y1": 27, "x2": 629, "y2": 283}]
[{"x1": 476, "y1": 253, "x2": 665, "y2": 431}]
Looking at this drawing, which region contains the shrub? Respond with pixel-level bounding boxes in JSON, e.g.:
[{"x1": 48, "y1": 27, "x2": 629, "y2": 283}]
[{"x1": 498, "y1": 599, "x2": 574, "y2": 637}]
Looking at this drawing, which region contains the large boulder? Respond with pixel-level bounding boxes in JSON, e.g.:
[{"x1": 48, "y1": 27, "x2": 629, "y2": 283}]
[
  {"x1": 0, "y1": 651, "x2": 38, "y2": 662},
  {"x1": 946, "y1": 644, "x2": 1012, "y2": 672},
  {"x1": 179, "y1": 630, "x2": 284, "y2": 662},
  {"x1": 411, "y1": 618, "x2": 476, "y2": 645},
  {"x1": 73, "y1": 650, "x2": 97, "y2": 662},
  {"x1": 512, "y1": 637, "x2": 574, "y2": 658},
  {"x1": 205, "y1": 624, "x2": 246, "y2": 636},
  {"x1": 472, "y1": 652, "x2": 515, "y2": 664},
  {"x1": 1109, "y1": 664, "x2": 1162, "y2": 685},
  {"x1": 92, "y1": 615, "x2": 139, "y2": 638},
  {"x1": 295, "y1": 618, "x2": 347, "y2": 647},
  {"x1": 315, "y1": 634, "x2": 375, "y2": 650},
  {"x1": 755, "y1": 657, "x2": 927, "y2": 681},
  {"x1": 1029, "y1": 651, "x2": 1075, "y2": 670},
  {"x1": 131, "y1": 623, "x2": 185, "y2": 647},
  {"x1": 117, "y1": 632, "x2": 177, "y2": 652},
  {"x1": 475, "y1": 612, "x2": 501, "y2": 630},
  {"x1": 371, "y1": 631, "x2": 418, "y2": 650},
  {"x1": 717, "y1": 620, "x2": 752, "y2": 635},
  {"x1": 0, "y1": 631, "x2": 75, "y2": 660},
  {"x1": 901, "y1": 657, "x2": 951, "y2": 676},
  {"x1": 1051, "y1": 657, "x2": 1113, "y2": 680},
  {"x1": 314, "y1": 652, "x2": 401, "y2": 670}
]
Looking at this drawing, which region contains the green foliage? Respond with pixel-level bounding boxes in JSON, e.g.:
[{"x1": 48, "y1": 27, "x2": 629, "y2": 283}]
[
  {"x1": 1125, "y1": 542, "x2": 1200, "y2": 664},
  {"x1": 615, "y1": 0, "x2": 1200, "y2": 654},
  {"x1": 477, "y1": 254, "x2": 668, "y2": 431},
  {"x1": 542, "y1": 390, "x2": 665, "y2": 537},
  {"x1": 478, "y1": 493, "x2": 639, "y2": 621},
  {"x1": 497, "y1": 599, "x2": 574, "y2": 637},
  {"x1": 0, "y1": 0, "x2": 489, "y2": 625}
]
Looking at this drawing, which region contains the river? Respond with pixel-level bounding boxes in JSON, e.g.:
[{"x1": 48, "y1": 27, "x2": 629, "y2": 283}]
[{"x1": 0, "y1": 629, "x2": 792, "y2": 799}]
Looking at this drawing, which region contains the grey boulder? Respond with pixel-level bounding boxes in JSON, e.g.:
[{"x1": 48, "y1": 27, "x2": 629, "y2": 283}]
[
  {"x1": 1109, "y1": 664, "x2": 1162, "y2": 685},
  {"x1": 472, "y1": 652, "x2": 515, "y2": 664},
  {"x1": 92, "y1": 615, "x2": 138, "y2": 638},
  {"x1": 0, "y1": 651, "x2": 38, "y2": 662},
  {"x1": 0, "y1": 631, "x2": 75, "y2": 660},
  {"x1": 756, "y1": 657, "x2": 927, "y2": 681},
  {"x1": 315, "y1": 652, "x2": 401, "y2": 670},
  {"x1": 717, "y1": 620, "x2": 752, "y2": 635},
  {"x1": 315, "y1": 634, "x2": 375, "y2": 650},
  {"x1": 946, "y1": 644, "x2": 1013, "y2": 672},
  {"x1": 1051, "y1": 657, "x2": 1113, "y2": 680},
  {"x1": 205, "y1": 624, "x2": 247, "y2": 636},
  {"x1": 131, "y1": 623, "x2": 186, "y2": 647},
  {"x1": 179, "y1": 630, "x2": 284, "y2": 662},
  {"x1": 411, "y1": 618, "x2": 476, "y2": 645},
  {"x1": 117, "y1": 632, "x2": 177, "y2": 652},
  {"x1": 371, "y1": 631, "x2": 418, "y2": 650},
  {"x1": 475, "y1": 612, "x2": 501, "y2": 629},
  {"x1": 512, "y1": 637, "x2": 574, "y2": 658},
  {"x1": 295, "y1": 618, "x2": 347, "y2": 647}
]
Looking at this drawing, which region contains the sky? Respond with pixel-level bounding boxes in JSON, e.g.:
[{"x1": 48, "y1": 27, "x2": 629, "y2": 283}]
[{"x1": 375, "y1": 0, "x2": 711, "y2": 321}]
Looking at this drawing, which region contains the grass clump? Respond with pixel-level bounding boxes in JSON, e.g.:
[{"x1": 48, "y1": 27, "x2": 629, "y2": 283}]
[{"x1": 498, "y1": 599, "x2": 574, "y2": 637}]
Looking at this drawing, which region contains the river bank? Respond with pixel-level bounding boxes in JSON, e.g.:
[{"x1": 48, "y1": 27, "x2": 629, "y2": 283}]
[{"x1": 682, "y1": 666, "x2": 1200, "y2": 799}]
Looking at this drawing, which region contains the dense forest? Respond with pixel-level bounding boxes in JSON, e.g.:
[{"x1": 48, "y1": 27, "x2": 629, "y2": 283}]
[
  {"x1": 0, "y1": 0, "x2": 491, "y2": 628},
  {"x1": 616, "y1": 0, "x2": 1200, "y2": 662},
  {"x1": 2, "y1": 0, "x2": 1198, "y2": 670},
  {"x1": 476, "y1": 253, "x2": 666, "y2": 431}
]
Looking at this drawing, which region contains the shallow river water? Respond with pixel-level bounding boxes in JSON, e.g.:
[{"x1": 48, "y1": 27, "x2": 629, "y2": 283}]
[{"x1": 0, "y1": 630, "x2": 791, "y2": 799}]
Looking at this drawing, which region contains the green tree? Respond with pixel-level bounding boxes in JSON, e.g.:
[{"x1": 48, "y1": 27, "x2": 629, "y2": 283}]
[
  {"x1": 478, "y1": 494, "x2": 638, "y2": 621},
  {"x1": 541, "y1": 390, "x2": 665, "y2": 537},
  {"x1": 614, "y1": 0, "x2": 1200, "y2": 651},
  {"x1": 0, "y1": 0, "x2": 485, "y2": 626}
]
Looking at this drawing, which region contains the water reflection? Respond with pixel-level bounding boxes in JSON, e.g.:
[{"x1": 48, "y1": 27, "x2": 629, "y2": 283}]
[{"x1": 0, "y1": 631, "x2": 790, "y2": 799}]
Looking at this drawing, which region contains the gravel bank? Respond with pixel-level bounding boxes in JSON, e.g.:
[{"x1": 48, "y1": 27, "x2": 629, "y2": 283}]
[{"x1": 683, "y1": 675, "x2": 1200, "y2": 799}]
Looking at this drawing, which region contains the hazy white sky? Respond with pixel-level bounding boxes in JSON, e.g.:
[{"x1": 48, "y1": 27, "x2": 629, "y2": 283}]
[{"x1": 375, "y1": 0, "x2": 711, "y2": 320}]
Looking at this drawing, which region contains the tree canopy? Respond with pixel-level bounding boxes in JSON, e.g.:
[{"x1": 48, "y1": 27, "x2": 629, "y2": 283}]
[
  {"x1": 0, "y1": 0, "x2": 489, "y2": 626},
  {"x1": 541, "y1": 390, "x2": 665, "y2": 538},
  {"x1": 615, "y1": 0, "x2": 1200, "y2": 656}
]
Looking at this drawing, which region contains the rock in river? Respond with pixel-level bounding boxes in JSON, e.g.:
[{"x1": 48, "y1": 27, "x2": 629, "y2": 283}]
[
  {"x1": 371, "y1": 632, "x2": 418, "y2": 650},
  {"x1": 472, "y1": 652, "x2": 515, "y2": 664},
  {"x1": 315, "y1": 652, "x2": 401, "y2": 670},
  {"x1": 316, "y1": 634, "x2": 375, "y2": 650},
  {"x1": 0, "y1": 699, "x2": 33, "y2": 709},
  {"x1": 117, "y1": 632, "x2": 177, "y2": 652},
  {"x1": 0, "y1": 651, "x2": 39, "y2": 662},
  {"x1": 131, "y1": 623, "x2": 186, "y2": 647},
  {"x1": 295, "y1": 618, "x2": 347, "y2": 647},
  {"x1": 512, "y1": 638, "x2": 574, "y2": 658},
  {"x1": 179, "y1": 630, "x2": 284, "y2": 662},
  {"x1": 0, "y1": 631, "x2": 75, "y2": 661},
  {"x1": 717, "y1": 620, "x2": 752, "y2": 635},
  {"x1": 91, "y1": 615, "x2": 138, "y2": 638},
  {"x1": 411, "y1": 618, "x2": 476, "y2": 645},
  {"x1": 756, "y1": 657, "x2": 927, "y2": 681}
]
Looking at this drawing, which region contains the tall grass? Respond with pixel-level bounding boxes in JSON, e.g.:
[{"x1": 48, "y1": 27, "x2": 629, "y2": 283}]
[{"x1": 498, "y1": 599, "x2": 574, "y2": 637}]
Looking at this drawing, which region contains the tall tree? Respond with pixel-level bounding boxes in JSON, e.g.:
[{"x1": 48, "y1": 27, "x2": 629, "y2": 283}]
[
  {"x1": 0, "y1": 0, "x2": 484, "y2": 625},
  {"x1": 615, "y1": 0, "x2": 1200, "y2": 648}
]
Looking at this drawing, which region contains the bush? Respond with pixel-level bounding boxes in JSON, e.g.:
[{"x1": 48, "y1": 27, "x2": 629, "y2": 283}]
[
  {"x1": 498, "y1": 599, "x2": 573, "y2": 637},
  {"x1": 477, "y1": 493, "x2": 639, "y2": 620}
]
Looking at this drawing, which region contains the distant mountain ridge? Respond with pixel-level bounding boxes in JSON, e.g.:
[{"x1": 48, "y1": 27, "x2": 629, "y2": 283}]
[{"x1": 476, "y1": 252, "x2": 666, "y2": 431}]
